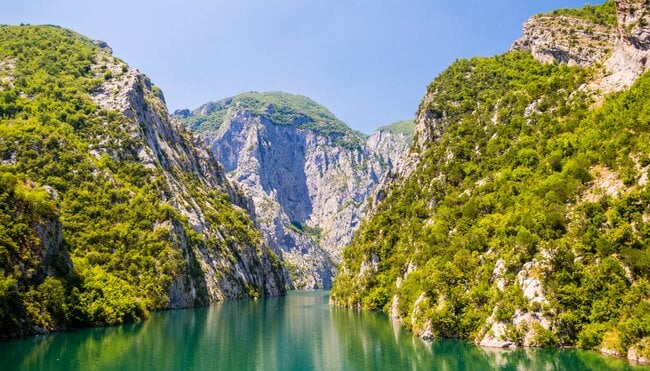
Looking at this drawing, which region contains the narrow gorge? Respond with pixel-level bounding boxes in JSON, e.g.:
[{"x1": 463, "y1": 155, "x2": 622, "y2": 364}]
[
  {"x1": 0, "y1": 26, "x2": 412, "y2": 336},
  {"x1": 175, "y1": 94, "x2": 412, "y2": 288},
  {"x1": 2, "y1": 0, "x2": 650, "y2": 367}
]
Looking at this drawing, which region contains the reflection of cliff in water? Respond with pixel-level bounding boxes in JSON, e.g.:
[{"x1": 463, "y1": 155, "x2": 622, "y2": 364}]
[
  {"x1": 2, "y1": 291, "x2": 643, "y2": 370},
  {"x1": 480, "y1": 345, "x2": 644, "y2": 371}
]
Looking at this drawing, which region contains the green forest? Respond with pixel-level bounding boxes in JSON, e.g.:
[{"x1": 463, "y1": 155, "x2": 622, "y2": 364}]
[
  {"x1": 332, "y1": 47, "x2": 650, "y2": 355},
  {"x1": 0, "y1": 25, "x2": 275, "y2": 336}
]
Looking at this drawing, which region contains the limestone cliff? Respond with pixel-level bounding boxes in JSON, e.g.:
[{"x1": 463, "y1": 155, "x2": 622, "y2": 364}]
[
  {"x1": 511, "y1": 3, "x2": 618, "y2": 67},
  {"x1": 176, "y1": 93, "x2": 412, "y2": 289},
  {"x1": 87, "y1": 46, "x2": 286, "y2": 304},
  {"x1": 0, "y1": 25, "x2": 285, "y2": 337},
  {"x1": 512, "y1": 0, "x2": 650, "y2": 92}
]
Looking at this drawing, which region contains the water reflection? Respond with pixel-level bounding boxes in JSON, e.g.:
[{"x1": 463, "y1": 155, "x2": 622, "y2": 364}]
[{"x1": 2, "y1": 291, "x2": 648, "y2": 370}]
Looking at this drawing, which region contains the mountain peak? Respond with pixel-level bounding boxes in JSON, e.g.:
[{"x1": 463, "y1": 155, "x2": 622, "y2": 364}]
[
  {"x1": 177, "y1": 91, "x2": 358, "y2": 137},
  {"x1": 376, "y1": 119, "x2": 415, "y2": 139}
]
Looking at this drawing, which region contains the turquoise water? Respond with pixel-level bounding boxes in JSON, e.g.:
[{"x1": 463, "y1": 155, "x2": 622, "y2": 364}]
[{"x1": 1, "y1": 291, "x2": 647, "y2": 370}]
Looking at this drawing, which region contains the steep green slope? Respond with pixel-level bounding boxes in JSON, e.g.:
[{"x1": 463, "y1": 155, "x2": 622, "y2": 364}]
[
  {"x1": 0, "y1": 25, "x2": 284, "y2": 337},
  {"x1": 0, "y1": 173, "x2": 71, "y2": 334},
  {"x1": 332, "y1": 48, "x2": 650, "y2": 355}
]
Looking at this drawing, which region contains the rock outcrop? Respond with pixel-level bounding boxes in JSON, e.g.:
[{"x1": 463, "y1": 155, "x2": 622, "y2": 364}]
[
  {"x1": 176, "y1": 94, "x2": 412, "y2": 288},
  {"x1": 89, "y1": 51, "x2": 285, "y2": 303},
  {"x1": 512, "y1": 0, "x2": 650, "y2": 93},
  {"x1": 599, "y1": 0, "x2": 650, "y2": 91},
  {"x1": 511, "y1": 11, "x2": 617, "y2": 67}
]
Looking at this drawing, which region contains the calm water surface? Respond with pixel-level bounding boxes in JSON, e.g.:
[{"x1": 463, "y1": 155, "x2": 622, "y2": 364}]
[{"x1": 1, "y1": 291, "x2": 648, "y2": 370}]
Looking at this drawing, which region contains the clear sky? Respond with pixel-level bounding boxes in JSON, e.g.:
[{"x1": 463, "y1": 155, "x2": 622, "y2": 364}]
[{"x1": 1, "y1": 0, "x2": 604, "y2": 134}]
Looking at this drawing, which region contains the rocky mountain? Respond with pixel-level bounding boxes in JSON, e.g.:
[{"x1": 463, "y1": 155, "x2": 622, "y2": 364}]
[
  {"x1": 175, "y1": 93, "x2": 412, "y2": 289},
  {"x1": 332, "y1": 0, "x2": 650, "y2": 363},
  {"x1": 0, "y1": 25, "x2": 285, "y2": 337}
]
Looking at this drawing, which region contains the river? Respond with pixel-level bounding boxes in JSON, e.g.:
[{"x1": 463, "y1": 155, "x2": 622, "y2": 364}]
[{"x1": 1, "y1": 291, "x2": 647, "y2": 370}]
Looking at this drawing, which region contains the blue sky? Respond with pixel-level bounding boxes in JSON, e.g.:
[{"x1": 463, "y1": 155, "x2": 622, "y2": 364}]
[{"x1": 1, "y1": 0, "x2": 604, "y2": 134}]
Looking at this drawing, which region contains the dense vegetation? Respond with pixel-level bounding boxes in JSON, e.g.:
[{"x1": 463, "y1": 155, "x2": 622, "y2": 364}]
[
  {"x1": 177, "y1": 91, "x2": 366, "y2": 148},
  {"x1": 332, "y1": 47, "x2": 650, "y2": 355},
  {"x1": 0, "y1": 25, "x2": 274, "y2": 336},
  {"x1": 549, "y1": 0, "x2": 617, "y2": 28}
]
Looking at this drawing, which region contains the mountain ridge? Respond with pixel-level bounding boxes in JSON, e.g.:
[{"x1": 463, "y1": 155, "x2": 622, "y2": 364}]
[
  {"x1": 0, "y1": 24, "x2": 285, "y2": 337},
  {"x1": 332, "y1": 0, "x2": 650, "y2": 363},
  {"x1": 177, "y1": 91, "x2": 365, "y2": 141},
  {"x1": 175, "y1": 94, "x2": 412, "y2": 288}
]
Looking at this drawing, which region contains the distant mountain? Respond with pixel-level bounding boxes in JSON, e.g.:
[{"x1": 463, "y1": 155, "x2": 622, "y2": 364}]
[
  {"x1": 376, "y1": 120, "x2": 415, "y2": 138},
  {"x1": 0, "y1": 25, "x2": 285, "y2": 337},
  {"x1": 175, "y1": 93, "x2": 412, "y2": 288},
  {"x1": 332, "y1": 0, "x2": 650, "y2": 363},
  {"x1": 180, "y1": 92, "x2": 356, "y2": 137}
]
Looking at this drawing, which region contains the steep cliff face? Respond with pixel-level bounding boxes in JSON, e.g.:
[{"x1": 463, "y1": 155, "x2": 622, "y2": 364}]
[
  {"x1": 511, "y1": 2, "x2": 618, "y2": 67},
  {"x1": 600, "y1": 0, "x2": 650, "y2": 91},
  {"x1": 0, "y1": 25, "x2": 285, "y2": 337},
  {"x1": 512, "y1": 0, "x2": 650, "y2": 92},
  {"x1": 176, "y1": 93, "x2": 411, "y2": 288},
  {"x1": 367, "y1": 120, "x2": 414, "y2": 172},
  {"x1": 333, "y1": 0, "x2": 650, "y2": 363},
  {"x1": 89, "y1": 49, "x2": 285, "y2": 304}
]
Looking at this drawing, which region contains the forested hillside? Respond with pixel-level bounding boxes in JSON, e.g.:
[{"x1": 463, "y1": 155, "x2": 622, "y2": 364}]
[
  {"x1": 332, "y1": 0, "x2": 650, "y2": 360},
  {"x1": 0, "y1": 25, "x2": 284, "y2": 337}
]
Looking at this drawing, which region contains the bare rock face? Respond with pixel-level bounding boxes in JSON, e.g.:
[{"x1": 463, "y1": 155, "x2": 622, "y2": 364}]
[
  {"x1": 616, "y1": 0, "x2": 650, "y2": 50},
  {"x1": 478, "y1": 257, "x2": 551, "y2": 349},
  {"x1": 511, "y1": 15, "x2": 616, "y2": 67},
  {"x1": 90, "y1": 50, "x2": 285, "y2": 305},
  {"x1": 34, "y1": 187, "x2": 72, "y2": 279},
  {"x1": 178, "y1": 94, "x2": 411, "y2": 289},
  {"x1": 511, "y1": 0, "x2": 650, "y2": 93},
  {"x1": 599, "y1": 0, "x2": 650, "y2": 91},
  {"x1": 16, "y1": 185, "x2": 72, "y2": 282}
]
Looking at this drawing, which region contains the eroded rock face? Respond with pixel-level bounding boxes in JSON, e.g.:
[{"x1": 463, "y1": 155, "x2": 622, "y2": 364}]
[
  {"x1": 511, "y1": 16, "x2": 616, "y2": 67},
  {"x1": 616, "y1": 0, "x2": 650, "y2": 50},
  {"x1": 511, "y1": 0, "x2": 650, "y2": 93},
  {"x1": 599, "y1": 0, "x2": 650, "y2": 91},
  {"x1": 628, "y1": 338, "x2": 650, "y2": 364},
  {"x1": 179, "y1": 96, "x2": 411, "y2": 288},
  {"x1": 90, "y1": 49, "x2": 286, "y2": 305},
  {"x1": 29, "y1": 186, "x2": 71, "y2": 281}
]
